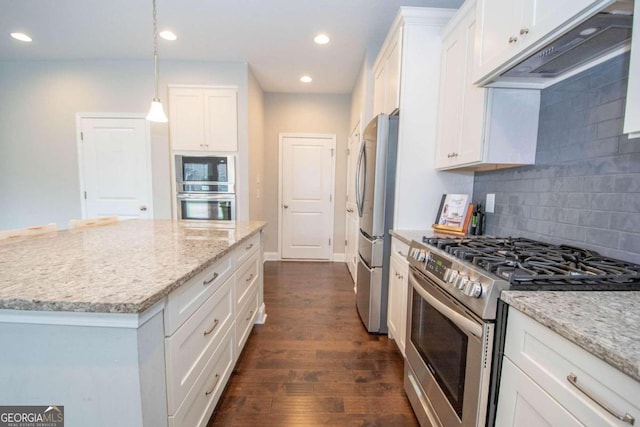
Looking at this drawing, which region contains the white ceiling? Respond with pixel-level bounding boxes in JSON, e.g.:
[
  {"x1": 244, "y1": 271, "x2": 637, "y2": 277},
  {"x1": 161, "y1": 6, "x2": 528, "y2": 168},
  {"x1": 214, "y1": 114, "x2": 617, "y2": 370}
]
[{"x1": 0, "y1": 0, "x2": 463, "y2": 93}]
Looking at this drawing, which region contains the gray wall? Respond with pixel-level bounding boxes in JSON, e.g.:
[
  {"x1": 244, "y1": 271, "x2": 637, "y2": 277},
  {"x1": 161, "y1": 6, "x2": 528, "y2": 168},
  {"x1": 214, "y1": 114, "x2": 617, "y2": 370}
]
[
  {"x1": 473, "y1": 53, "x2": 640, "y2": 263},
  {"x1": 262, "y1": 93, "x2": 351, "y2": 255},
  {"x1": 0, "y1": 59, "x2": 250, "y2": 229}
]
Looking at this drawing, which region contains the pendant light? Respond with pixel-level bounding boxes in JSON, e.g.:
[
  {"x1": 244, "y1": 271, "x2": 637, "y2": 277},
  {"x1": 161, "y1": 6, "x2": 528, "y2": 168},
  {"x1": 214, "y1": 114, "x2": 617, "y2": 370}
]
[{"x1": 146, "y1": 0, "x2": 168, "y2": 123}]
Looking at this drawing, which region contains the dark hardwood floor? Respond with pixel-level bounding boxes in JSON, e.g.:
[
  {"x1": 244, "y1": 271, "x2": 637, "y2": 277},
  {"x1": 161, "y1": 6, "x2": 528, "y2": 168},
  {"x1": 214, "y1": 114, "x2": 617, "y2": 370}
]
[{"x1": 208, "y1": 261, "x2": 418, "y2": 427}]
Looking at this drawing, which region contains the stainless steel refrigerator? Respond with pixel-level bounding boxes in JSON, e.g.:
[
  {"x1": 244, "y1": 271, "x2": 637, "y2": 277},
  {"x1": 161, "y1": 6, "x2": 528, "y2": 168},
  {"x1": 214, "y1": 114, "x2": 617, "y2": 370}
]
[{"x1": 355, "y1": 113, "x2": 399, "y2": 333}]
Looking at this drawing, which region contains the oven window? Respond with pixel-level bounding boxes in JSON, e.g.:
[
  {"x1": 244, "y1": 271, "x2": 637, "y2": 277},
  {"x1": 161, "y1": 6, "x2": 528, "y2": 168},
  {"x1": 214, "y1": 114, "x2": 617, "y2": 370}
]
[
  {"x1": 182, "y1": 157, "x2": 228, "y2": 182},
  {"x1": 411, "y1": 288, "x2": 467, "y2": 419},
  {"x1": 181, "y1": 200, "x2": 233, "y2": 220}
]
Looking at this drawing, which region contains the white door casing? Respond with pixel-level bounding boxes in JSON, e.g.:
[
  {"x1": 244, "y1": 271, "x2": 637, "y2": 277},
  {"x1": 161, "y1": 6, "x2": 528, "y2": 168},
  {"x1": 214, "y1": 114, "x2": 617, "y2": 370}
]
[
  {"x1": 345, "y1": 123, "x2": 361, "y2": 283},
  {"x1": 76, "y1": 114, "x2": 154, "y2": 220},
  {"x1": 279, "y1": 134, "x2": 336, "y2": 260}
]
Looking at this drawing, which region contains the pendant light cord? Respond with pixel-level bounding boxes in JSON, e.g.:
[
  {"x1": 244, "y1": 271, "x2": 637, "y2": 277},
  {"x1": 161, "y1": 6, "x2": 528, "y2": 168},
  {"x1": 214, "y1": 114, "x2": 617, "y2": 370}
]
[{"x1": 152, "y1": 0, "x2": 159, "y2": 99}]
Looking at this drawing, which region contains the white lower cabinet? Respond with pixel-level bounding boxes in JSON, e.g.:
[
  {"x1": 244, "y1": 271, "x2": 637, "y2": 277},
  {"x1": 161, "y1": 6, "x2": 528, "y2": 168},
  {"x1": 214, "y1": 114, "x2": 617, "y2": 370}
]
[
  {"x1": 165, "y1": 275, "x2": 234, "y2": 413},
  {"x1": 497, "y1": 308, "x2": 640, "y2": 427},
  {"x1": 387, "y1": 237, "x2": 409, "y2": 356},
  {"x1": 164, "y1": 231, "x2": 264, "y2": 426},
  {"x1": 168, "y1": 327, "x2": 235, "y2": 427}
]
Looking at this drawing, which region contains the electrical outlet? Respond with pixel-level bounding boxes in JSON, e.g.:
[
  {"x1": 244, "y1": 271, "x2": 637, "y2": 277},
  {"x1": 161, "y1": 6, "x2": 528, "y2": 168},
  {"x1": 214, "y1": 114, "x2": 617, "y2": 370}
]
[{"x1": 486, "y1": 194, "x2": 495, "y2": 213}]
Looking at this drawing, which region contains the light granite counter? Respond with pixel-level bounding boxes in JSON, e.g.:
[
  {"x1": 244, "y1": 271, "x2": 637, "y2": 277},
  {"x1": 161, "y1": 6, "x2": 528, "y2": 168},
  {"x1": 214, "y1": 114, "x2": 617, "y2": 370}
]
[
  {"x1": 390, "y1": 229, "x2": 440, "y2": 246},
  {"x1": 0, "y1": 219, "x2": 266, "y2": 314},
  {"x1": 501, "y1": 291, "x2": 640, "y2": 382}
]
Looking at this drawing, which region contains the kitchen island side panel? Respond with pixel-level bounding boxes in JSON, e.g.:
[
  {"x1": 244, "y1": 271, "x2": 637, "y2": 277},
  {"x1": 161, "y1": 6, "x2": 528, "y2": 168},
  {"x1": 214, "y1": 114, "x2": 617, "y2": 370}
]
[{"x1": 0, "y1": 310, "x2": 167, "y2": 427}]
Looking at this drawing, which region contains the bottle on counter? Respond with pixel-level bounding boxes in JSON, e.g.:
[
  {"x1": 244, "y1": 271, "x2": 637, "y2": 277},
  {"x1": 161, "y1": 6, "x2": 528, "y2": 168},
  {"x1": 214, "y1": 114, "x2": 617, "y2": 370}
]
[
  {"x1": 475, "y1": 204, "x2": 485, "y2": 236},
  {"x1": 469, "y1": 205, "x2": 478, "y2": 235}
]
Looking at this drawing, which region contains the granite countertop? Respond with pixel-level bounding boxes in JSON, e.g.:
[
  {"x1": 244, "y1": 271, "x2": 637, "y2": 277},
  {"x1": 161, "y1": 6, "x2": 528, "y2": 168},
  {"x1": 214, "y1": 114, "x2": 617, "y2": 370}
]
[
  {"x1": 390, "y1": 229, "x2": 439, "y2": 246},
  {"x1": 0, "y1": 219, "x2": 266, "y2": 314},
  {"x1": 502, "y1": 291, "x2": 640, "y2": 382}
]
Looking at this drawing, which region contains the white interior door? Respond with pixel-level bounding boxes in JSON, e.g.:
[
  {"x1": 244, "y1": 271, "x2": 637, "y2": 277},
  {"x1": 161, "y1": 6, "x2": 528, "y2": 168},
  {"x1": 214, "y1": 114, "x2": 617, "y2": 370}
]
[
  {"x1": 345, "y1": 124, "x2": 361, "y2": 282},
  {"x1": 78, "y1": 115, "x2": 153, "y2": 220},
  {"x1": 280, "y1": 134, "x2": 335, "y2": 260}
]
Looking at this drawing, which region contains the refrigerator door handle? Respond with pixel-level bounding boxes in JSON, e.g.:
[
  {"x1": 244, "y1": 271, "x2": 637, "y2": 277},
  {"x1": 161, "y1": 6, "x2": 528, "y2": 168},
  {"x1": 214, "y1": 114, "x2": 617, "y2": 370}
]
[{"x1": 355, "y1": 141, "x2": 366, "y2": 217}]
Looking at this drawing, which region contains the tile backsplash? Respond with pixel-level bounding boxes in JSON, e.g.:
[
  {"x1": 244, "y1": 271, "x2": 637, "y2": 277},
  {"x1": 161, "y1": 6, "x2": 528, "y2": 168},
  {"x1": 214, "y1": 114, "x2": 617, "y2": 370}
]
[{"x1": 473, "y1": 53, "x2": 640, "y2": 264}]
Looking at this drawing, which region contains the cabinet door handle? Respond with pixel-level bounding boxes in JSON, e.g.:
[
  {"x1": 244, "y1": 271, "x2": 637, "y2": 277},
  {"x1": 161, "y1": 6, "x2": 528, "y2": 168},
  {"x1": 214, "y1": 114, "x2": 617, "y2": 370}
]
[
  {"x1": 203, "y1": 319, "x2": 220, "y2": 336},
  {"x1": 567, "y1": 373, "x2": 635, "y2": 425},
  {"x1": 205, "y1": 374, "x2": 220, "y2": 396},
  {"x1": 508, "y1": 36, "x2": 518, "y2": 43},
  {"x1": 203, "y1": 272, "x2": 219, "y2": 286},
  {"x1": 520, "y1": 28, "x2": 529, "y2": 35},
  {"x1": 245, "y1": 243, "x2": 254, "y2": 250},
  {"x1": 245, "y1": 273, "x2": 254, "y2": 283},
  {"x1": 246, "y1": 310, "x2": 254, "y2": 321}
]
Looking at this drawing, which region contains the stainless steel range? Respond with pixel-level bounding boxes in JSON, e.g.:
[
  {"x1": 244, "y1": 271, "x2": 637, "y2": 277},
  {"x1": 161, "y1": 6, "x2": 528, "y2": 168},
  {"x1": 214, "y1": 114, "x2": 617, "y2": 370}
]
[{"x1": 404, "y1": 236, "x2": 640, "y2": 427}]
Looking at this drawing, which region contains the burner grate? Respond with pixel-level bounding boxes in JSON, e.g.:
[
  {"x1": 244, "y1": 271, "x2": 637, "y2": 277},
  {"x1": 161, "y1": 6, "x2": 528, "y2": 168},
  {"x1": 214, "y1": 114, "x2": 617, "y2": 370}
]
[{"x1": 422, "y1": 235, "x2": 640, "y2": 290}]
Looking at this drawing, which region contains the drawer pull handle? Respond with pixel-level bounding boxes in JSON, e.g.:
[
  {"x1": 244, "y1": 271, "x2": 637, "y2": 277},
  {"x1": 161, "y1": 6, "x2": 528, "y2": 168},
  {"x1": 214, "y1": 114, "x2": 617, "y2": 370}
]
[
  {"x1": 567, "y1": 373, "x2": 635, "y2": 425},
  {"x1": 245, "y1": 243, "x2": 254, "y2": 250},
  {"x1": 205, "y1": 374, "x2": 220, "y2": 396},
  {"x1": 203, "y1": 319, "x2": 219, "y2": 336},
  {"x1": 245, "y1": 273, "x2": 254, "y2": 283},
  {"x1": 203, "y1": 272, "x2": 219, "y2": 286},
  {"x1": 246, "y1": 310, "x2": 254, "y2": 321}
]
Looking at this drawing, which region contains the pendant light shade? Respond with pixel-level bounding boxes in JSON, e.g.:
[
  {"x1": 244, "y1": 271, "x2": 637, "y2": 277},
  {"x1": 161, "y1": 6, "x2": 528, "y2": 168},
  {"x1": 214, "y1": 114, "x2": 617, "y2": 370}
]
[
  {"x1": 146, "y1": 98, "x2": 168, "y2": 122},
  {"x1": 146, "y1": 0, "x2": 168, "y2": 123}
]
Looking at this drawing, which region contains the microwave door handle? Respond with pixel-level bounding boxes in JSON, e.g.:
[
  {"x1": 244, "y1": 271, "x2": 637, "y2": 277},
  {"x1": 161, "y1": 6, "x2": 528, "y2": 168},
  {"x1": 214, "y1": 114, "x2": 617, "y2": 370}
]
[
  {"x1": 409, "y1": 273, "x2": 483, "y2": 338},
  {"x1": 355, "y1": 141, "x2": 366, "y2": 217}
]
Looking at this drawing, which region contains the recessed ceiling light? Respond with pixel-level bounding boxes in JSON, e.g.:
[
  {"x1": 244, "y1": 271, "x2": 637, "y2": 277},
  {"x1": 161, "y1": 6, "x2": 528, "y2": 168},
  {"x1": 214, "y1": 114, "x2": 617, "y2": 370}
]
[
  {"x1": 10, "y1": 32, "x2": 32, "y2": 42},
  {"x1": 159, "y1": 30, "x2": 177, "y2": 41},
  {"x1": 300, "y1": 75, "x2": 313, "y2": 83},
  {"x1": 314, "y1": 34, "x2": 330, "y2": 45}
]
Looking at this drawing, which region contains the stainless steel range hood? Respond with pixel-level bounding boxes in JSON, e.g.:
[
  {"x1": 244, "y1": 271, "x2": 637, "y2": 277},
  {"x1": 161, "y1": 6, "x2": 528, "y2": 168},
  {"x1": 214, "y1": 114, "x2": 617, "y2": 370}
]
[{"x1": 502, "y1": 4, "x2": 633, "y2": 79}]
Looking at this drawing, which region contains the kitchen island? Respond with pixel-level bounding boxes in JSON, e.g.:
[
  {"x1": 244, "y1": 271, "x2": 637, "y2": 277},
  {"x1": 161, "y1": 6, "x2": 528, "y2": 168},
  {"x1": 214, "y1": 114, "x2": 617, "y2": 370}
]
[{"x1": 0, "y1": 219, "x2": 266, "y2": 427}]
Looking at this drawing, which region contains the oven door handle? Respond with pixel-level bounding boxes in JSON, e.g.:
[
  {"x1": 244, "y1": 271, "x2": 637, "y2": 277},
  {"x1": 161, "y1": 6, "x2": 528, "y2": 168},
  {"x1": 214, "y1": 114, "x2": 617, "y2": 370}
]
[{"x1": 409, "y1": 273, "x2": 483, "y2": 338}]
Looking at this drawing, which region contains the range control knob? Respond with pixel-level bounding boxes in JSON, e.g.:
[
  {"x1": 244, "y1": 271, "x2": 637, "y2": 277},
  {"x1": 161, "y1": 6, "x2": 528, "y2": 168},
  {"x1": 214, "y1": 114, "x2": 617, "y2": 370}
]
[
  {"x1": 448, "y1": 270, "x2": 459, "y2": 284},
  {"x1": 464, "y1": 282, "x2": 483, "y2": 298},
  {"x1": 455, "y1": 275, "x2": 469, "y2": 290}
]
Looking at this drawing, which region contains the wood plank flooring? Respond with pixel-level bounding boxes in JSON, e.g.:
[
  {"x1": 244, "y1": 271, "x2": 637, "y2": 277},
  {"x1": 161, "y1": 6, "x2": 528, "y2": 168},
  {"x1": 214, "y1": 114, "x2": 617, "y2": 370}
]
[{"x1": 207, "y1": 261, "x2": 418, "y2": 427}]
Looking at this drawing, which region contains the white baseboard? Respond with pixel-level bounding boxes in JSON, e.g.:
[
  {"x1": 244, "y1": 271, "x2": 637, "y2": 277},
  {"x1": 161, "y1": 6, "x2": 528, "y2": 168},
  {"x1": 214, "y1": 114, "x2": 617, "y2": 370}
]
[
  {"x1": 264, "y1": 251, "x2": 279, "y2": 261},
  {"x1": 255, "y1": 302, "x2": 267, "y2": 324},
  {"x1": 332, "y1": 252, "x2": 346, "y2": 262}
]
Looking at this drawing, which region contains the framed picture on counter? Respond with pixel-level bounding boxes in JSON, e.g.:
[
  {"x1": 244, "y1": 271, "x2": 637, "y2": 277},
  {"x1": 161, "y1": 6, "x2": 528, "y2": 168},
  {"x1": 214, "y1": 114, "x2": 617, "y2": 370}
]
[{"x1": 433, "y1": 194, "x2": 472, "y2": 236}]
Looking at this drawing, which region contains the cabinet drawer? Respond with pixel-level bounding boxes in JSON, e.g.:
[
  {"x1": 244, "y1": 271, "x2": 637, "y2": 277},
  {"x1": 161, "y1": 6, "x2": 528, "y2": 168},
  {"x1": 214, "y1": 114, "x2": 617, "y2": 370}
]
[
  {"x1": 234, "y1": 233, "x2": 260, "y2": 267},
  {"x1": 235, "y1": 250, "x2": 259, "y2": 310},
  {"x1": 165, "y1": 275, "x2": 234, "y2": 414},
  {"x1": 168, "y1": 326, "x2": 234, "y2": 427},
  {"x1": 165, "y1": 255, "x2": 233, "y2": 336},
  {"x1": 505, "y1": 308, "x2": 640, "y2": 426},
  {"x1": 391, "y1": 237, "x2": 409, "y2": 265},
  {"x1": 235, "y1": 286, "x2": 259, "y2": 356}
]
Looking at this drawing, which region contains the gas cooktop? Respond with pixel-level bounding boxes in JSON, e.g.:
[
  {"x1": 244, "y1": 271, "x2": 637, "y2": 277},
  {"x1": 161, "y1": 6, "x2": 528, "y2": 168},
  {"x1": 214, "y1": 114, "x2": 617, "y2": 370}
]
[{"x1": 422, "y1": 236, "x2": 640, "y2": 291}]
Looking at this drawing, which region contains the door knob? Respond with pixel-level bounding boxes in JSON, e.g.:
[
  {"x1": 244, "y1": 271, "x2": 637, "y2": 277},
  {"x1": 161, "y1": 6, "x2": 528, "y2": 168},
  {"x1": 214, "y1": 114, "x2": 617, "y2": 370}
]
[
  {"x1": 347, "y1": 208, "x2": 354, "y2": 213},
  {"x1": 283, "y1": 204, "x2": 289, "y2": 209},
  {"x1": 140, "y1": 205, "x2": 147, "y2": 211}
]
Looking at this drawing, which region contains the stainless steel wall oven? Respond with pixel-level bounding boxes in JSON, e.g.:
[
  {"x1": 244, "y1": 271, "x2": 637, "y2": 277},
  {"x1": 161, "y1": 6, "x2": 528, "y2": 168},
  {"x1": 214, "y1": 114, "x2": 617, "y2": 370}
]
[{"x1": 175, "y1": 155, "x2": 235, "y2": 220}]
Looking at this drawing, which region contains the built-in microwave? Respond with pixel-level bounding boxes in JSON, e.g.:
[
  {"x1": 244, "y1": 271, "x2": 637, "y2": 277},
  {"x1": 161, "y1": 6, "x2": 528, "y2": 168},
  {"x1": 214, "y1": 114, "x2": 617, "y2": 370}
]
[{"x1": 175, "y1": 155, "x2": 235, "y2": 193}]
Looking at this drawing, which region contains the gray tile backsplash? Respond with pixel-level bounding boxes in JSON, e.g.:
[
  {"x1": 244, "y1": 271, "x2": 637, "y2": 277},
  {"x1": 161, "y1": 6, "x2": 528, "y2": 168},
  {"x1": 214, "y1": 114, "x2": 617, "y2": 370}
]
[{"x1": 473, "y1": 53, "x2": 640, "y2": 264}]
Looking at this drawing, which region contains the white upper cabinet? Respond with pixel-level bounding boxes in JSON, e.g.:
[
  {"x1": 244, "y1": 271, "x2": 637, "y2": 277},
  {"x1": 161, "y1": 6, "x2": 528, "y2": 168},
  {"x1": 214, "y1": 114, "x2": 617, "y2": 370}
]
[
  {"x1": 473, "y1": 0, "x2": 617, "y2": 84},
  {"x1": 373, "y1": 29, "x2": 402, "y2": 116},
  {"x1": 169, "y1": 86, "x2": 238, "y2": 152},
  {"x1": 624, "y1": 0, "x2": 640, "y2": 138},
  {"x1": 436, "y1": 1, "x2": 541, "y2": 171}
]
